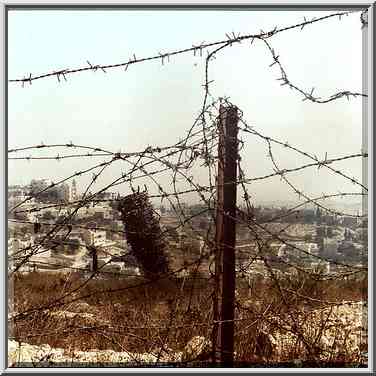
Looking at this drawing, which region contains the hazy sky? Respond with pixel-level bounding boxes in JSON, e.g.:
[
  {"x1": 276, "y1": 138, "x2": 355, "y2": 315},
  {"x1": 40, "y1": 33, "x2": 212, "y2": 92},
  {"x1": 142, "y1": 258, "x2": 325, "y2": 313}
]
[{"x1": 8, "y1": 9, "x2": 366, "y2": 206}]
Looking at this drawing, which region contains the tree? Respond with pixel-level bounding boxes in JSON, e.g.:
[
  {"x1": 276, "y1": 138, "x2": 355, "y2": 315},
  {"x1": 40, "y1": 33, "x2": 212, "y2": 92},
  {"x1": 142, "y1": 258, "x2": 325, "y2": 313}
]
[
  {"x1": 67, "y1": 238, "x2": 80, "y2": 255},
  {"x1": 117, "y1": 192, "x2": 170, "y2": 278},
  {"x1": 41, "y1": 211, "x2": 54, "y2": 221},
  {"x1": 303, "y1": 209, "x2": 315, "y2": 224},
  {"x1": 316, "y1": 207, "x2": 322, "y2": 224},
  {"x1": 13, "y1": 211, "x2": 28, "y2": 221}
]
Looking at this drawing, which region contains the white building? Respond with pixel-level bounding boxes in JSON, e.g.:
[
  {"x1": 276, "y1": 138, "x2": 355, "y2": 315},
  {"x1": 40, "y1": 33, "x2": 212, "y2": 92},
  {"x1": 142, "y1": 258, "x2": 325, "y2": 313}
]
[{"x1": 84, "y1": 230, "x2": 107, "y2": 247}]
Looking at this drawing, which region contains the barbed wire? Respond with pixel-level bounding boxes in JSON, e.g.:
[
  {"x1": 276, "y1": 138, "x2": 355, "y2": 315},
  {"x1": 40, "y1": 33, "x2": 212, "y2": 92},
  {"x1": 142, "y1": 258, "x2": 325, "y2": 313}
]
[
  {"x1": 266, "y1": 140, "x2": 365, "y2": 219},
  {"x1": 9, "y1": 11, "x2": 361, "y2": 87},
  {"x1": 261, "y1": 38, "x2": 366, "y2": 103}
]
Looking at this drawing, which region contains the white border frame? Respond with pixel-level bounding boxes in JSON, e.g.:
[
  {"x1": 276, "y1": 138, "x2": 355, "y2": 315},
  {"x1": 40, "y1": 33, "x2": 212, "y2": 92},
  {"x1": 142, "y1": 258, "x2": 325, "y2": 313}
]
[{"x1": 1, "y1": 1, "x2": 373, "y2": 373}]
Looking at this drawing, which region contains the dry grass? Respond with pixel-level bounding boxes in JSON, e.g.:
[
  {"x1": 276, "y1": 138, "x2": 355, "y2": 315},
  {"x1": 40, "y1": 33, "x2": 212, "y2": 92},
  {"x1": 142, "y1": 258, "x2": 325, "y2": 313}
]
[{"x1": 10, "y1": 271, "x2": 367, "y2": 366}]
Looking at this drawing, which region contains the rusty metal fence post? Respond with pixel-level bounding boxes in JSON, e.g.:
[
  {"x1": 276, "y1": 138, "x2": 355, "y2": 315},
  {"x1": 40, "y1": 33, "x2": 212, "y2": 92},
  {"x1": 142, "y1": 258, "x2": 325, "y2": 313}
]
[
  {"x1": 212, "y1": 104, "x2": 239, "y2": 366},
  {"x1": 88, "y1": 246, "x2": 98, "y2": 273}
]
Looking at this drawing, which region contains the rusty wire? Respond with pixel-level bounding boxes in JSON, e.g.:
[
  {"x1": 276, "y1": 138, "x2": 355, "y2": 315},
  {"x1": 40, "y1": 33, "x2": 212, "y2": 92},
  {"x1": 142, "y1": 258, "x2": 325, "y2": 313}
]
[{"x1": 9, "y1": 11, "x2": 361, "y2": 88}]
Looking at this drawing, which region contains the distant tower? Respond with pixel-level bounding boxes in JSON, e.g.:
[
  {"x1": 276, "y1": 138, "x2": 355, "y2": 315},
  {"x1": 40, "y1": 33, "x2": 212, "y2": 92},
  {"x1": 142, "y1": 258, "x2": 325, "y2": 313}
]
[{"x1": 71, "y1": 179, "x2": 77, "y2": 202}]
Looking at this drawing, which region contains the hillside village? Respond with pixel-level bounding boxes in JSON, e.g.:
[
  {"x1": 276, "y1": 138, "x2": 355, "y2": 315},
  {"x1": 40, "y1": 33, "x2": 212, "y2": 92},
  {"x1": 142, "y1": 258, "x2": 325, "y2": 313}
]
[{"x1": 9, "y1": 179, "x2": 367, "y2": 282}]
